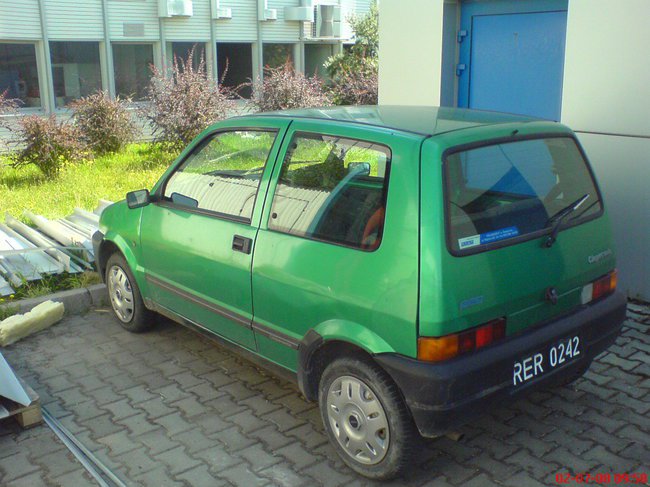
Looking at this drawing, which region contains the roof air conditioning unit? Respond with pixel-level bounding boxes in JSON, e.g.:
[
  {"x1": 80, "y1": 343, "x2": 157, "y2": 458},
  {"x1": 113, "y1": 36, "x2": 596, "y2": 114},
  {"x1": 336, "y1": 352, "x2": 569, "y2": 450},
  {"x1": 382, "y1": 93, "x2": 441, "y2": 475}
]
[
  {"x1": 216, "y1": 8, "x2": 232, "y2": 18},
  {"x1": 210, "y1": 0, "x2": 232, "y2": 19},
  {"x1": 315, "y1": 4, "x2": 341, "y2": 38},
  {"x1": 258, "y1": 0, "x2": 277, "y2": 21},
  {"x1": 284, "y1": 6, "x2": 314, "y2": 22},
  {"x1": 159, "y1": 0, "x2": 193, "y2": 18}
]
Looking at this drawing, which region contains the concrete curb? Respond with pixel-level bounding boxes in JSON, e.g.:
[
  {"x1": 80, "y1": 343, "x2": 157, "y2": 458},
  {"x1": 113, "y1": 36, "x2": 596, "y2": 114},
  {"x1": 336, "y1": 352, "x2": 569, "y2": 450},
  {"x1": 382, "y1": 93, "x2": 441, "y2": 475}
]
[{"x1": 0, "y1": 284, "x2": 108, "y2": 317}]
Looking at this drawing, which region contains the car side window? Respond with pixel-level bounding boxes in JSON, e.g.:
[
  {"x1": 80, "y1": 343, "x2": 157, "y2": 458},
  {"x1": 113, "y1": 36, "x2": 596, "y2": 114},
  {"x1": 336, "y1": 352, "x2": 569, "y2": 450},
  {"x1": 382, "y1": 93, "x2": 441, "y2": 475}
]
[
  {"x1": 163, "y1": 130, "x2": 277, "y2": 221},
  {"x1": 268, "y1": 132, "x2": 390, "y2": 250}
]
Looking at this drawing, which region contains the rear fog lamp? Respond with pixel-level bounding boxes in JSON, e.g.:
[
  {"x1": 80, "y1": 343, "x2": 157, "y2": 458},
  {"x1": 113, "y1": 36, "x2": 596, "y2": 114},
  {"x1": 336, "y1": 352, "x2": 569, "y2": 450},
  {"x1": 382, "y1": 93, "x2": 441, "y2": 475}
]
[{"x1": 581, "y1": 269, "x2": 617, "y2": 304}]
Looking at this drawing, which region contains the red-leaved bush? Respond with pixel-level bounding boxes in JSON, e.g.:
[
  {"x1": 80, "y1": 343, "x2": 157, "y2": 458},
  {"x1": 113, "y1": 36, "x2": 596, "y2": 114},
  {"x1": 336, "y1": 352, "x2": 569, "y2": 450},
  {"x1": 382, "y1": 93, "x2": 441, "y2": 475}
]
[
  {"x1": 145, "y1": 49, "x2": 235, "y2": 148},
  {"x1": 70, "y1": 91, "x2": 139, "y2": 155},
  {"x1": 12, "y1": 116, "x2": 90, "y2": 178},
  {"x1": 248, "y1": 62, "x2": 331, "y2": 112}
]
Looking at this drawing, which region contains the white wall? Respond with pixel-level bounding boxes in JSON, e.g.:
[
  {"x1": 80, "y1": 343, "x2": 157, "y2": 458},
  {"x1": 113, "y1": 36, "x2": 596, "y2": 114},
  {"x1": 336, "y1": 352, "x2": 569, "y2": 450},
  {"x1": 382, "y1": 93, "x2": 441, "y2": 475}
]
[
  {"x1": 561, "y1": 0, "x2": 650, "y2": 299},
  {"x1": 378, "y1": 0, "x2": 444, "y2": 105}
]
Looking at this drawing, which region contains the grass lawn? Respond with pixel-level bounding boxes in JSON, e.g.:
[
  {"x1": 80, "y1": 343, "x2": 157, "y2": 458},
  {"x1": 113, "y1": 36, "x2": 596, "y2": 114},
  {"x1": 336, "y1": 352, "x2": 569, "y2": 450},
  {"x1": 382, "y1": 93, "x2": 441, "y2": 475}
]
[{"x1": 0, "y1": 143, "x2": 178, "y2": 222}]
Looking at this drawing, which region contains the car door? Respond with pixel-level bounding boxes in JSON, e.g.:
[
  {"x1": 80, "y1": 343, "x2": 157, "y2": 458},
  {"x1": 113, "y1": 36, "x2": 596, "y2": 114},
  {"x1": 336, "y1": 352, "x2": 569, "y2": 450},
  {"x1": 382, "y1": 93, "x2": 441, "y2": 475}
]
[
  {"x1": 251, "y1": 121, "x2": 421, "y2": 370},
  {"x1": 139, "y1": 120, "x2": 289, "y2": 350}
]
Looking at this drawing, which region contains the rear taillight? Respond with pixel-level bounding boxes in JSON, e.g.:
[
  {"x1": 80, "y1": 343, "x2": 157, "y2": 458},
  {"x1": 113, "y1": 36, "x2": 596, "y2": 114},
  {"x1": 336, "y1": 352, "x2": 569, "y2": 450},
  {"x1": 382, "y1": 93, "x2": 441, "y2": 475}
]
[
  {"x1": 417, "y1": 318, "x2": 506, "y2": 362},
  {"x1": 581, "y1": 269, "x2": 617, "y2": 304}
]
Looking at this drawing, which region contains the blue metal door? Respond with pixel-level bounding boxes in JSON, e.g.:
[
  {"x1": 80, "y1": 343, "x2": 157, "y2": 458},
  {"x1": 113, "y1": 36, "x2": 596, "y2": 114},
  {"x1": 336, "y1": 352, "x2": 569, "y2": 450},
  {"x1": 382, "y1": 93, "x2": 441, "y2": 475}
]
[{"x1": 458, "y1": 0, "x2": 568, "y2": 120}]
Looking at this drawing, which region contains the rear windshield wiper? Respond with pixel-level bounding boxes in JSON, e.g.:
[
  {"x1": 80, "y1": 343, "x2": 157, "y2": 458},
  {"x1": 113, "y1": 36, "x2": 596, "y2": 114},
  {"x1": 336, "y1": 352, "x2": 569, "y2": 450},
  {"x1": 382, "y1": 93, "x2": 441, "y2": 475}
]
[{"x1": 544, "y1": 193, "x2": 590, "y2": 248}]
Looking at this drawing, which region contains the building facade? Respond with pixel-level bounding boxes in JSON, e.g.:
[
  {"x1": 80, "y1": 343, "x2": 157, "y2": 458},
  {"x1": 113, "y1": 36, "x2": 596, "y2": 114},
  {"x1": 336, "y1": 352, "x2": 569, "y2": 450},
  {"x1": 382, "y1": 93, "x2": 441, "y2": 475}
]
[
  {"x1": 379, "y1": 0, "x2": 650, "y2": 300},
  {"x1": 0, "y1": 0, "x2": 372, "y2": 113}
]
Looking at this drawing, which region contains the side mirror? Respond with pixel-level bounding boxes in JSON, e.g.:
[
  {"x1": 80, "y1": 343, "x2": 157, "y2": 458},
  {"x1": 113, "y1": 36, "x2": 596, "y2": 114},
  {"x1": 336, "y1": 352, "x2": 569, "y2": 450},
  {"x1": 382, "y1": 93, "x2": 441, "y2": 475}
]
[{"x1": 126, "y1": 189, "x2": 150, "y2": 209}]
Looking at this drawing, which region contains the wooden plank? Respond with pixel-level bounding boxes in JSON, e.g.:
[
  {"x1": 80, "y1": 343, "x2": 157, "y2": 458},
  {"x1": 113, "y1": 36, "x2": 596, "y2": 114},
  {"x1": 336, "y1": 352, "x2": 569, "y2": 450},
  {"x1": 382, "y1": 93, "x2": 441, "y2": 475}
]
[{"x1": 0, "y1": 379, "x2": 42, "y2": 429}]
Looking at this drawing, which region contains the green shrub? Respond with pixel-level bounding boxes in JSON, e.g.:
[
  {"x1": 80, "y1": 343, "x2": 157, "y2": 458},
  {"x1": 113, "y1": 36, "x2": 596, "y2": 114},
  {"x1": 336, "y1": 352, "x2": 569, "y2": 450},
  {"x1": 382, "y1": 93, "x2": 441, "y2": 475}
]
[
  {"x1": 12, "y1": 115, "x2": 90, "y2": 179},
  {"x1": 70, "y1": 91, "x2": 139, "y2": 155},
  {"x1": 249, "y1": 62, "x2": 331, "y2": 112},
  {"x1": 325, "y1": 2, "x2": 378, "y2": 105},
  {"x1": 145, "y1": 48, "x2": 235, "y2": 148},
  {"x1": 328, "y1": 66, "x2": 378, "y2": 105}
]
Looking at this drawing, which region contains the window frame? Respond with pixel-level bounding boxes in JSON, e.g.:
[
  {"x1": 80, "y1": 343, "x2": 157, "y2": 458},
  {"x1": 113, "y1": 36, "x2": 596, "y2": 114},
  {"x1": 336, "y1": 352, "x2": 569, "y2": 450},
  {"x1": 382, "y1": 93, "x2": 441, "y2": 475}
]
[
  {"x1": 442, "y1": 132, "x2": 605, "y2": 257},
  {"x1": 155, "y1": 127, "x2": 280, "y2": 225},
  {"x1": 266, "y1": 130, "x2": 393, "y2": 252},
  {"x1": 49, "y1": 41, "x2": 104, "y2": 110},
  {"x1": 0, "y1": 41, "x2": 46, "y2": 113},
  {"x1": 111, "y1": 41, "x2": 155, "y2": 102}
]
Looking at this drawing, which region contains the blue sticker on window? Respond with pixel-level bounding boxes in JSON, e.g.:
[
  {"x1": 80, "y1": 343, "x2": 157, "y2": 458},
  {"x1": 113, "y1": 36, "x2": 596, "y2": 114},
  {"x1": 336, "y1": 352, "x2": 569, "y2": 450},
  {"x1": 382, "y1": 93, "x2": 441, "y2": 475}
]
[
  {"x1": 458, "y1": 226, "x2": 520, "y2": 249},
  {"x1": 479, "y1": 226, "x2": 520, "y2": 245}
]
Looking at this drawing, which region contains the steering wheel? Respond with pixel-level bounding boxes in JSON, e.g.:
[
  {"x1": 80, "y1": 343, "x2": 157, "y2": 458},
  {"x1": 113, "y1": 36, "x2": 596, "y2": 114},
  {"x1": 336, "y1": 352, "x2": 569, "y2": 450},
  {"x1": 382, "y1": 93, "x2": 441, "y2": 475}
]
[{"x1": 361, "y1": 207, "x2": 385, "y2": 250}]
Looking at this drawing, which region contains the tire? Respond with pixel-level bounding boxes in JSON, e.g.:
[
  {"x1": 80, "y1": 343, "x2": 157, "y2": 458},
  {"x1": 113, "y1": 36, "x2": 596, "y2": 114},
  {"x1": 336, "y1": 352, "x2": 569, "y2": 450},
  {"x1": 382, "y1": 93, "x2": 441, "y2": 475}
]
[
  {"x1": 318, "y1": 356, "x2": 418, "y2": 480},
  {"x1": 105, "y1": 252, "x2": 156, "y2": 333}
]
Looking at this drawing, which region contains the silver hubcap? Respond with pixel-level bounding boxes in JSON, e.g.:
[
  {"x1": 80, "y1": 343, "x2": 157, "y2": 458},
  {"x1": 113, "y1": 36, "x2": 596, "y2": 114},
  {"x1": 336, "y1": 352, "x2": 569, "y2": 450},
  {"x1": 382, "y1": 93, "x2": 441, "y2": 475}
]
[
  {"x1": 326, "y1": 375, "x2": 389, "y2": 465},
  {"x1": 108, "y1": 265, "x2": 134, "y2": 323}
]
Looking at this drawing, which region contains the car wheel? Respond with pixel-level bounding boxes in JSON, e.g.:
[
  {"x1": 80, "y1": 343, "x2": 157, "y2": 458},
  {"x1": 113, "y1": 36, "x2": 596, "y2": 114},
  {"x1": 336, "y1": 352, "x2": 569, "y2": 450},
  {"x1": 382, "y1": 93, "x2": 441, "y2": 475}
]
[
  {"x1": 105, "y1": 252, "x2": 156, "y2": 333},
  {"x1": 318, "y1": 356, "x2": 418, "y2": 480}
]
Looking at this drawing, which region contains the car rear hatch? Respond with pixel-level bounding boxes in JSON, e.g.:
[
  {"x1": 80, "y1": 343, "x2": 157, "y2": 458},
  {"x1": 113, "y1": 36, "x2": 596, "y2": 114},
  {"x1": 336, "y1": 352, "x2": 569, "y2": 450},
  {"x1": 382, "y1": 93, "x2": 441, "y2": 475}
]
[{"x1": 419, "y1": 127, "x2": 617, "y2": 340}]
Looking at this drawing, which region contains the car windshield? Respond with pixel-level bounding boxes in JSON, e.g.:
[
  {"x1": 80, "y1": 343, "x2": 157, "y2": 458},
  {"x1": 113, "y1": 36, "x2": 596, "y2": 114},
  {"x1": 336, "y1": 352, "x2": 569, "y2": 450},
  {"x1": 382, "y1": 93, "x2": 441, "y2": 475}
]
[{"x1": 445, "y1": 136, "x2": 602, "y2": 253}]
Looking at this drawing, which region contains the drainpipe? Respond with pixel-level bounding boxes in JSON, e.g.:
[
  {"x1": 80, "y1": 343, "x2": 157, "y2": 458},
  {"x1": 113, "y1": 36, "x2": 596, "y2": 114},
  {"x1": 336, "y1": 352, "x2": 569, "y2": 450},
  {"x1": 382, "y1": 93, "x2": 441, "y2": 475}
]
[
  {"x1": 208, "y1": 0, "x2": 219, "y2": 82},
  {"x1": 298, "y1": 8, "x2": 305, "y2": 74},
  {"x1": 159, "y1": 18, "x2": 167, "y2": 74},
  {"x1": 256, "y1": 0, "x2": 264, "y2": 82},
  {"x1": 37, "y1": 0, "x2": 55, "y2": 113},
  {"x1": 100, "y1": 0, "x2": 115, "y2": 97}
]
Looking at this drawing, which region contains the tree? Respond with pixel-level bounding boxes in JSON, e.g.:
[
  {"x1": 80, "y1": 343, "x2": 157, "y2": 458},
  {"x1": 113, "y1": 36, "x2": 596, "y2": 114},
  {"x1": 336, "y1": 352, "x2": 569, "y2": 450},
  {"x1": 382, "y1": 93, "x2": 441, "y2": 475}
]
[{"x1": 325, "y1": 2, "x2": 379, "y2": 105}]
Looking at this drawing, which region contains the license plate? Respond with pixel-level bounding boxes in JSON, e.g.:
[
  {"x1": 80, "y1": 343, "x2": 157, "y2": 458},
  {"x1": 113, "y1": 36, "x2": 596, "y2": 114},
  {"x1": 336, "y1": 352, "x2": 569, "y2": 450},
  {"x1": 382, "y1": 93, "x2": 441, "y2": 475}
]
[{"x1": 513, "y1": 335, "x2": 581, "y2": 387}]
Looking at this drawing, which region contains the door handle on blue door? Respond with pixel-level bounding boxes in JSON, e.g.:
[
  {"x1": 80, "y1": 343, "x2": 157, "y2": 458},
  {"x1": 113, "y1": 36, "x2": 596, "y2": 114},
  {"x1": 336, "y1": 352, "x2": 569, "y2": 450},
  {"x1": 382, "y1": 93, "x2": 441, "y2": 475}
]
[{"x1": 232, "y1": 235, "x2": 252, "y2": 254}]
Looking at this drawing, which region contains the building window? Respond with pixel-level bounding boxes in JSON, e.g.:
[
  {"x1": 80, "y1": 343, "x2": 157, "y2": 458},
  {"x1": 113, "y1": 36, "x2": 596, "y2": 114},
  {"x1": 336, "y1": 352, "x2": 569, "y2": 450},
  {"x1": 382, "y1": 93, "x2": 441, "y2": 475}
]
[
  {"x1": 217, "y1": 43, "x2": 253, "y2": 98},
  {"x1": 304, "y1": 44, "x2": 335, "y2": 78},
  {"x1": 263, "y1": 43, "x2": 294, "y2": 69},
  {"x1": 113, "y1": 43, "x2": 154, "y2": 101},
  {"x1": 0, "y1": 43, "x2": 41, "y2": 109},
  {"x1": 170, "y1": 42, "x2": 206, "y2": 71},
  {"x1": 50, "y1": 41, "x2": 102, "y2": 108}
]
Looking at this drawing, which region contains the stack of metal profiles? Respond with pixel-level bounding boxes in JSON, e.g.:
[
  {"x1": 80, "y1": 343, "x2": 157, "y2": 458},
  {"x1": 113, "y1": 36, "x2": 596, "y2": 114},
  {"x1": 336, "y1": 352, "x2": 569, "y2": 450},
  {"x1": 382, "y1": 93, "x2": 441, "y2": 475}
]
[{"x1": 0, "y1": 200, "x2": 113, "y2": 297}]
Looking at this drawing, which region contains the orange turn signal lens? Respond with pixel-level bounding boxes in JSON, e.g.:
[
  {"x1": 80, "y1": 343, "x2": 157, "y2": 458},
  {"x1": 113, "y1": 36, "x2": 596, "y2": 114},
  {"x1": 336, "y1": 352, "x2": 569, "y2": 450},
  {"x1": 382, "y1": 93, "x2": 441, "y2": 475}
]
[
  {"x1": 417, "y1": 335, "x2": 459, "y2": 362},
  {"x1": 609, "y1": 268, "x2": 618, "y2": 291},
  {"x1": 418, "y1": 318, "x2": 506, "y2": 362}
]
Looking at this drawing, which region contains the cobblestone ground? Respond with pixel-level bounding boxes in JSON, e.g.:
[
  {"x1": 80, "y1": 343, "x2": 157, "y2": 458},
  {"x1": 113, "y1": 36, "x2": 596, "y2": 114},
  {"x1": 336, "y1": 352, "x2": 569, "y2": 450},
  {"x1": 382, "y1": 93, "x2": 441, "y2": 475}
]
[{"x1": 0, "y1": 303, "x2": 648, "y2": 487}]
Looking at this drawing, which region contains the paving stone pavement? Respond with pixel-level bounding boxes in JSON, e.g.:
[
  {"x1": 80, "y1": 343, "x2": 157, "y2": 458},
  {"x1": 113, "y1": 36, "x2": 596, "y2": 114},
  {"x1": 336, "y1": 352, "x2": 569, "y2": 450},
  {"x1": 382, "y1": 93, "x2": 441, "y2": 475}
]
[{"x1": 0, "y1": 303, "x2": 648, "y2": 487}]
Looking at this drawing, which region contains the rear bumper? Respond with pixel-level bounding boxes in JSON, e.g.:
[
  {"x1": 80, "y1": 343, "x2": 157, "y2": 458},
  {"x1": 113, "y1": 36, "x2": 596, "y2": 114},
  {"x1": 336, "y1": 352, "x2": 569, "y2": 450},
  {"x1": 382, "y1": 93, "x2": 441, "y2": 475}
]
[{"x1": 375, "y1": 291, "x2": 627, "y2": 437}]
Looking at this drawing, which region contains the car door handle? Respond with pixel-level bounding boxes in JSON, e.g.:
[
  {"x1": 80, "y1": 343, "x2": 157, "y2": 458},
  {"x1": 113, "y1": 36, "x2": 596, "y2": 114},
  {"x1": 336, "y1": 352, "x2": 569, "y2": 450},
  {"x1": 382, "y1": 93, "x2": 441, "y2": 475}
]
[{"x1": 232, "y1": 235, "x2": 252, "y2": 254}]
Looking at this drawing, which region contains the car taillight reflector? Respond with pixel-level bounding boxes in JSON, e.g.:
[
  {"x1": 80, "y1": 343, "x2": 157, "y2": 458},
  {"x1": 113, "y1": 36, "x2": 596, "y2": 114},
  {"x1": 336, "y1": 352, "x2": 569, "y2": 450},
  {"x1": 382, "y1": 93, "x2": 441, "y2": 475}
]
[
  {"x1": 581, "y1": 269, "x2": 617, "y2": 304},
  {"x1": 418, "y1": 318, "x2": 506, "y2": 363}
]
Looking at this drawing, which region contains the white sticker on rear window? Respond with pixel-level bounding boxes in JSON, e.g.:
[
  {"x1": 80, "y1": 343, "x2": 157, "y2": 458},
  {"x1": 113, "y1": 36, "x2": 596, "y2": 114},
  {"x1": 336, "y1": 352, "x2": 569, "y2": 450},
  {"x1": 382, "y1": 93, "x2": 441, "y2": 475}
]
[
  {"x1": 458, "y1": 226, "x2": 520, "y2": 250},
  {"x1": 458, "y1": 235, "x2": 481, "y2": 249}
]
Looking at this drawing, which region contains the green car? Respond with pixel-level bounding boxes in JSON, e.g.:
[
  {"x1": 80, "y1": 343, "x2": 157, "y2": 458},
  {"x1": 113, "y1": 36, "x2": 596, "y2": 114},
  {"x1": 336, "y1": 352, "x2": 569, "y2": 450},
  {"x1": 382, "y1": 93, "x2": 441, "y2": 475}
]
[{"x1": 93, "y1": 106, "x2": 626, "y2": 479}]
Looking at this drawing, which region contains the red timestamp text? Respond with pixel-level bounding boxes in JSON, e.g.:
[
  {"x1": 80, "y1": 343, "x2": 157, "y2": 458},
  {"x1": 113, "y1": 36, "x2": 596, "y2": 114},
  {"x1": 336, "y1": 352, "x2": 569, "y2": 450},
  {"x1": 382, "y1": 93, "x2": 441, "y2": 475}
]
[{"x1": 555, "y1": 472, "x2": 648, "y2": 484}]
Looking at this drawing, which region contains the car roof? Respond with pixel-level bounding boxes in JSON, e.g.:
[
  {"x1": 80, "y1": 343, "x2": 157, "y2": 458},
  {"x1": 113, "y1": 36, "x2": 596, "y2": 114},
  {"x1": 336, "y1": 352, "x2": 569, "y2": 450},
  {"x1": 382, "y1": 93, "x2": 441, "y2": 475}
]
[{"x1": 246, "y1": 105, "x2": 547, "y2": 137}]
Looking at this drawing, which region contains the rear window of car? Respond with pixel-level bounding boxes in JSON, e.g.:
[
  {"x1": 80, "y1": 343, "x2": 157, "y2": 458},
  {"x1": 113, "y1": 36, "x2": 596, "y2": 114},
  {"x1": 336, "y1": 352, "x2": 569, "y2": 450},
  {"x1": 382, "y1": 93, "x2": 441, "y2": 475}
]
[{"x1": 445, "y1": 136, "x2": 602, "y2": 254}]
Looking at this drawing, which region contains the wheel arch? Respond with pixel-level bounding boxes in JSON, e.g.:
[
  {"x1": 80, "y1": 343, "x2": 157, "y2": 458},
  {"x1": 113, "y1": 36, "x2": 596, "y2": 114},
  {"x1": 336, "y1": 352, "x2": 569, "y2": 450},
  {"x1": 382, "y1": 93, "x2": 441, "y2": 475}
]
[
  {"x1": 97, "y1": 233, "x2": 141, "y2": 286},
  {"x1": 297, "y1": 321, "x2": 397, "y2": 401}
]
